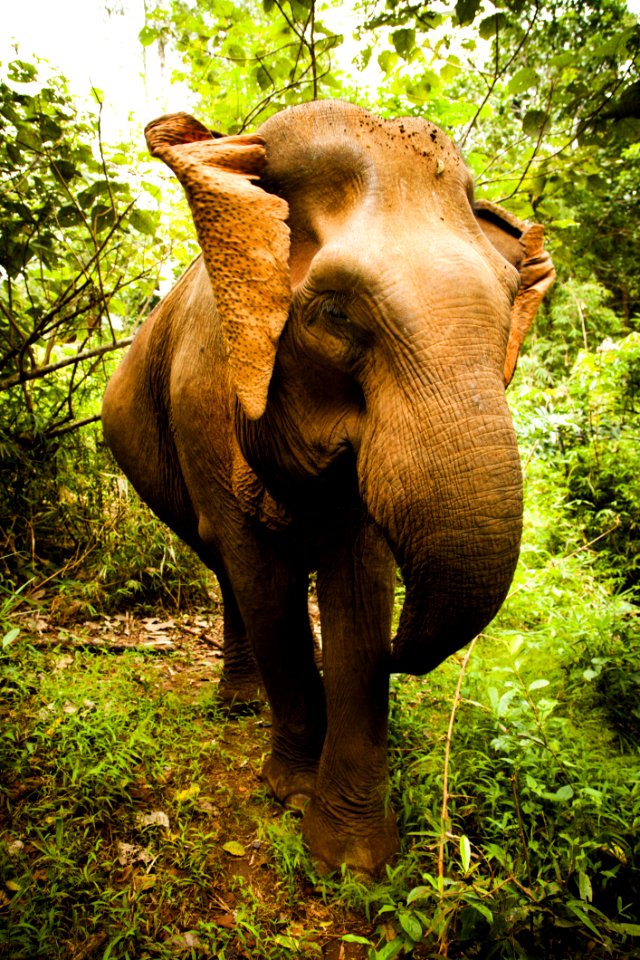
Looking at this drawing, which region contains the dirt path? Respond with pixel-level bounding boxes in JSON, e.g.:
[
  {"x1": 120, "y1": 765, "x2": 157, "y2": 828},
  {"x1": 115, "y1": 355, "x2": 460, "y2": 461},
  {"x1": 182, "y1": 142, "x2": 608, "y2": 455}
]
[{"x1": 4, "y1": 605, "x2": 373, "y2": 959}]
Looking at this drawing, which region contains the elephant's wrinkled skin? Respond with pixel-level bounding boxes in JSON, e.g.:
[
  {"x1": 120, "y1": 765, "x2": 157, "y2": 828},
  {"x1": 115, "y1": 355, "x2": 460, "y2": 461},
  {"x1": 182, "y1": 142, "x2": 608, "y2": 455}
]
[{"x1": 102, "y1": 100, "x2": 555, "y2": 874}]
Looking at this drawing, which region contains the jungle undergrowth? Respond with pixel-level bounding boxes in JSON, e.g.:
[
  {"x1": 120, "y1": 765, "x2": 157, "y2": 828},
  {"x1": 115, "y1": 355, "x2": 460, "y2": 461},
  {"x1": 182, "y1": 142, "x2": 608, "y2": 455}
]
[{"x1": 1, "y1": 543, "x2": 638, "y2": 960}]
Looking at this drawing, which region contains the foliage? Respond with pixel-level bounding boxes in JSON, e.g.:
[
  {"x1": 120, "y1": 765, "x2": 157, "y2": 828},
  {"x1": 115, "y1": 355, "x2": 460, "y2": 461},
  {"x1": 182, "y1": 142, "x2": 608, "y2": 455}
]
[
  {"x1": 0, "y1": 59, "x2": 164, "y2": 437},
  {"x1": 513, "y1": 328, "x2": 640, "y2": 589},
  {"x1": 142, "y1": 0, "x2": 346, "y2": 132},
  {"x1": 0, "y1": 57, "x2": 168, "y2": 586}
]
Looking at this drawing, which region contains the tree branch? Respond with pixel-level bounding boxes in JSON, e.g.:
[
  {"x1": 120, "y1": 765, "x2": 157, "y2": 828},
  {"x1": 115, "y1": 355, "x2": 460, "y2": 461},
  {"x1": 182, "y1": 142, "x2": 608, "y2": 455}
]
[{"x1": 0, "y1": 337, "x2": 134, "y2": 392}]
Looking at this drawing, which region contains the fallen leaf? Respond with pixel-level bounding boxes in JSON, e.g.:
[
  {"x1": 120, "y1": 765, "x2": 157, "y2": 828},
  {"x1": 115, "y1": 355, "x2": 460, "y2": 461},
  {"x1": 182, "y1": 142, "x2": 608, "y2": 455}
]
[
  {"x1": 165, "y1": 931, "x2": 202, "y2": 951},
  {"x1": 6, "y1": 839, "x2": 24, "y2": 857},
  {"x1": 116, "y1": 841, "x2": 153, "y2": 866},
  {"x1": 133, "y1": 874, "x2": 157, "y2": 891},
  {"x1": 222, "y1": 840, "x2": 246, "y2": 857},
  {"x1": 54, "y1": 655, "x2": 74, "y2": 672},
  {"x1": 135, "y1": 810, "x2": 170, "y2": 829},
  {"x1": 141, "y1": 638, "x2": 175, "y2": 650},
  {"x1": 143, "y1": 619, "x2": 176, "y2": 632}
]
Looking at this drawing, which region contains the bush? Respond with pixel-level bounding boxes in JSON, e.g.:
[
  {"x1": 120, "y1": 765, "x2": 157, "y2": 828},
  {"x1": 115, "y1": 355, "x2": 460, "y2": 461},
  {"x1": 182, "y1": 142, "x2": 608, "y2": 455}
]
[{"x1": 513, "y1": 329, "x2": 640, "y2": 591}]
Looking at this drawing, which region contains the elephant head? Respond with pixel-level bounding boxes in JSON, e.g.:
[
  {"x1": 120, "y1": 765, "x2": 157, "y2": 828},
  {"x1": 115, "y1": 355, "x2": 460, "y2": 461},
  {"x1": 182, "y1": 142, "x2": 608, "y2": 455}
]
[{"x1": 145, "y1": 100, "x2": 555, "y2": 677}]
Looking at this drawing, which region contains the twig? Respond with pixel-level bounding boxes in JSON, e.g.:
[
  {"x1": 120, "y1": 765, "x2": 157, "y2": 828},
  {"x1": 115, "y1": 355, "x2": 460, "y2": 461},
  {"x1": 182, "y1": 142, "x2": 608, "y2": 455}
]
[
  {"x1": 563, "y1": 520, "x2": 620, "y2": 561},
  {"x1": 459, "y1": 2, "x2": 540, "y2": 149},
  {"x1": 438, "y1": 636, "x2": 478, "y2": 882},
  {"x1": 0, "y1": 338, "x2": 134, "y2": 391},
  {"x1": 511, "y1": 773, "x2": 532, "y2": 888},
  {"x1": 45, "y1": 415, "x2": 103, "y2": 439},
  {"x1": 26, "y1": 637, "x2": 175, "y2": 654}
]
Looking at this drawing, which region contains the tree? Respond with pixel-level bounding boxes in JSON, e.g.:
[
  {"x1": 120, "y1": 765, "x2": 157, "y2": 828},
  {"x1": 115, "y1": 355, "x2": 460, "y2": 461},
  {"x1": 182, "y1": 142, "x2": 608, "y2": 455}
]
[
  {"x1": 141, "y1": 0, "x2": 345, "y2": 131},
  {"x1": 0, "y1": 58, "x2": 169, "y2": 578}
]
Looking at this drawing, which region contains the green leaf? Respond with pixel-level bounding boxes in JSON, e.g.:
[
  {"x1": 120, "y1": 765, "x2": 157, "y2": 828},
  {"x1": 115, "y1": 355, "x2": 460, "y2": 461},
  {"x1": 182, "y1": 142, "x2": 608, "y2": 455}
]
[
  {"x1": 57, "y1": 205, "x2": 84, "y2": 227},
  {"x1": 464, "y1": 898, "x2": 493, "y2": 925},
  {"x1": 551, "y1": 50, "x2": 575, "y2": 68},
  {"x1": 222, "y1": 840, "x2": 246, "y2": 857},
  {"x1": 51, "y1": 160, "x2": 77, "y2": 183},
  {"x1": 398, "y1": 910, "x2": 423, "y2": 942},
  {"x1": 254, "y1": 65, "x2": 272, "y2": 91},
  {"x1": 6, "y1": 142, "x2": 22, "y2": 164},
  {"x1": 290, "y1": 0, "x2": 311, "y2": 17},
  {"x1": 455, "y1": 0, "x2": 481, "y2": 26},
  {"x1": 554, "y1": 784, "x2": 574, "y2": 802},
  {"x1": 508, "y1": 67, "x2": 539, "y2": 95},
  {"x1": 479, "y1": 13, "x2": 507, "y2": 40},
  {"x1": 8, "y1": 60, "x2": 37, "y2": 83},
  {"x1": 91, "y1": 203, "x2": 117, "y2": 231},
  {"x1": 592, "y1": 27, "x2": 636, "y2": 60},
  {"x1": 523, "y1": 109, "x2": 550, "y2": 137},
  {"x1": 459, "y1": 834, "x2": 471, "y2": 872},
  {"x1": 139, "y1": 26, "x2": 159, "y2": 47},
  {"x1": 378, "y1": 50, "x2": 398, "y2": 75},
  {"x1": 374, "y1": 939, "x2": 404, "y2": 960},
  {"x1": 578, "y1": 870, "x2": 593, "y2": 903},
  {"x1": 129, "y1": 209, "x2": 158, "y2": 237},
  {"x1": 392, "y1": 29, "x2": 416, "y2": 60},
  {"x1": 273, "y1": 935, "x2": 298, "y2": 949},
  {"x1": 341, "y1": 934, "x2": 371, "y2": 944},
  {"x1": 528, "y1": 678, "x2": 550, "y2": 691},
  {"x1": 609, "y1": 922, "x2": 640, "y2": 936},
  {"x1": 2, "y1": 627, "x2": 19, "y2": 648},
  {"x1": 15, "y1": 126, "x2": 41, "y2": 151},
  {"x1": 551, "y1": 218, "x2": 579, "y2": 229},
  {"x1": 566, "y1": 901, "x2": 603, "y2": 939},
  {"x1": 407, "y1": 883, "x2": 434, "y2": 903}
]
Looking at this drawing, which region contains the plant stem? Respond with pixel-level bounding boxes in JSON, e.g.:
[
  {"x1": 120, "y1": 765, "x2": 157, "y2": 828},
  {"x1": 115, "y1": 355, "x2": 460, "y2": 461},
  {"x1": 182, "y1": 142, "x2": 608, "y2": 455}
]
[{"x1": 438, "y1": 636, "x2": 478, "y2": 882}]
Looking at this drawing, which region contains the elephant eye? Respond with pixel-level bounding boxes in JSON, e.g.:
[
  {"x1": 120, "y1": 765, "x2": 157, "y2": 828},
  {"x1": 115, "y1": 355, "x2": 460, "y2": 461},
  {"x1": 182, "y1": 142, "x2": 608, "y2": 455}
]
[{"x1": 320, "y1": 294, "x2": 350, "y2": 324}]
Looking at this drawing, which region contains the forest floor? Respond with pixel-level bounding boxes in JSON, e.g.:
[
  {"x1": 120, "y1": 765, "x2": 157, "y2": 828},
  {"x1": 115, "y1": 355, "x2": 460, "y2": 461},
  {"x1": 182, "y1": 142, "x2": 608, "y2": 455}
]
[
  {"x1": 3, "y1": 600, "x2": 639, "y2": 959},
  {"x1": 1, "y1": 605, "x2": 379, "y2": 960}
]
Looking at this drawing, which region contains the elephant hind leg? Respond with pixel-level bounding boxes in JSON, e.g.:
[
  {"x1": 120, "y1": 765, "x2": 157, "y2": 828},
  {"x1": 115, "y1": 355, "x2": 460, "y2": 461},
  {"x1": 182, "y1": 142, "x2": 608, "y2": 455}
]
[
  {"x1": 225, "y1": 555, "x2": 327, "y2": 811},
  {"x1": 214, "y1": 567, "x2": 265, "y2": 712}
]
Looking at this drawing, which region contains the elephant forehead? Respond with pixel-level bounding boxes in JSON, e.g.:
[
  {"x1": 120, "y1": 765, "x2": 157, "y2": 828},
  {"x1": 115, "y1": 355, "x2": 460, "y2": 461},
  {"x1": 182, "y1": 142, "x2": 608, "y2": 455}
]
[{"x1": 258, "y1": 100, "x2": 468, "y2": 205}]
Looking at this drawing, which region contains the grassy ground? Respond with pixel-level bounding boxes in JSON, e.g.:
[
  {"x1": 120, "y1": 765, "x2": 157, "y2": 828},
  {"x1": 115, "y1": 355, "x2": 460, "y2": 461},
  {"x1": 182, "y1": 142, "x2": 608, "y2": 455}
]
[{"x1": 1, "y1": 567, "x2": 639, "y2": 959}]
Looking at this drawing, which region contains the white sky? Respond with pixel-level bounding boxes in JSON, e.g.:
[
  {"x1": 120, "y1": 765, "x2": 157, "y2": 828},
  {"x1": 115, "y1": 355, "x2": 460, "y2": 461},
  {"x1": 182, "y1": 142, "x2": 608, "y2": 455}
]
[
  {"x1": 1, "y1": 0, "x2": 190, "y2": 140},
  {"x1": 2, "y1": 0, "x2": 640, "y2": 142}
]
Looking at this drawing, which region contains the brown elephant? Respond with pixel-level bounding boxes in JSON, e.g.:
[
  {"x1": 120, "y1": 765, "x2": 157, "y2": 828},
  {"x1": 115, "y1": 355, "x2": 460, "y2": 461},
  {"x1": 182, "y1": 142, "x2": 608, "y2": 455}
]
[{"x1": 102, "y1": 100, "x2": 555, "y2": 874}]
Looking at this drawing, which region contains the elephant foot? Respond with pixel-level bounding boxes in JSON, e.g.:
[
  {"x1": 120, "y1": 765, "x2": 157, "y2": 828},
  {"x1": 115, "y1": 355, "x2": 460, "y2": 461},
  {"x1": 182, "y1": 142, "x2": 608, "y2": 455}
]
[
  {"x1": 302, "y1": 799, "x2": 400, "y2": 876},
  {"x1": 218, "y1": 673, "x2": 264, "y2": 715},
  {"x1": 261, "y1": 753, "x2": 318, "y2": 814}
]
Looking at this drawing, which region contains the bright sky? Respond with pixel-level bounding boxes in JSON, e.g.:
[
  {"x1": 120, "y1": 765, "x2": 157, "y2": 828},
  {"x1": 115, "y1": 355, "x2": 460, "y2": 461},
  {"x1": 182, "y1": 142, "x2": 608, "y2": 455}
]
[
  {"x1": 1, "y1": 0, "x2": 191, "y2": 140},
  {"x1": 3, "y1": 0, "x2": 640, "y2": 141}
]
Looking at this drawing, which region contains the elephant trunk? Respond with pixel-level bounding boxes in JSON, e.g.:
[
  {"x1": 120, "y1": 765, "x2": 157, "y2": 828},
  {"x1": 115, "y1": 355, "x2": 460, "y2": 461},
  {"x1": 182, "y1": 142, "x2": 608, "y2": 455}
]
[{"x1": 359, "y1": 375, "x2": 523, "y2": 676}]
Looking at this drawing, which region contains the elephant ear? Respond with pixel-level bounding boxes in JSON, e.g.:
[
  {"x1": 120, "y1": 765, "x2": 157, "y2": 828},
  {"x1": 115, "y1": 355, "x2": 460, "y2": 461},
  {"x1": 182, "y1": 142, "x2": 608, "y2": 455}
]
[
  {"x1": 474, "y1": 199, "x2": 556, "y2": 386},
  {"x1": 145, "y1": 112, "x2": 291, "y2": 420}
]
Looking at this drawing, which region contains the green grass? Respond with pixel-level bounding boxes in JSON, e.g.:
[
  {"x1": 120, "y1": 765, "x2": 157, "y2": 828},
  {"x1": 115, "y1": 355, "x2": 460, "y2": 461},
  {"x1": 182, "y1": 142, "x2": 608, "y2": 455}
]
[{"x1": 1, "y1": 537, "x2": 639, "y2": 959}]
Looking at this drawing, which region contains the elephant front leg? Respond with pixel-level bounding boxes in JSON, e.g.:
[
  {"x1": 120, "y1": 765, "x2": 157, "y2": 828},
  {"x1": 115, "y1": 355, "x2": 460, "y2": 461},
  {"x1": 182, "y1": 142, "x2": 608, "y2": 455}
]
[{"x1": 303, "y1": 522, "x2": 400, "y2": 875}]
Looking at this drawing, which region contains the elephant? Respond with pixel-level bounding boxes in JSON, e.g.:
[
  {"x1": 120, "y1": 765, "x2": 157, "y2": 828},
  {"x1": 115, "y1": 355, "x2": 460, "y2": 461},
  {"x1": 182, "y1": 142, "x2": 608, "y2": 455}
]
[{"x1": 102, "y1": 99, "x2": 555, "y2": 874}]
